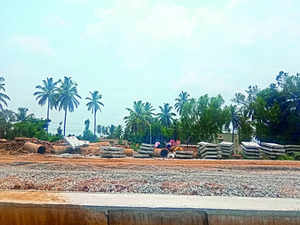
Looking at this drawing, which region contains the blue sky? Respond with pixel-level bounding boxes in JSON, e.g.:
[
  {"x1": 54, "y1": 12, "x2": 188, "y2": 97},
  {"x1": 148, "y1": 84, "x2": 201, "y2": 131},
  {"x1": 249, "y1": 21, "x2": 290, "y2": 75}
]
[{"x1": 1, "y1": 0, "x2": 300, "y2": 135}]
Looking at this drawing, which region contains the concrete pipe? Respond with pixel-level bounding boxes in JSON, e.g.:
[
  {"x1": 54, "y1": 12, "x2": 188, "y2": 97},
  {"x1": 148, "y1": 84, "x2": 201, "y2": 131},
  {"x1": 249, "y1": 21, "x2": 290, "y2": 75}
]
[{"x1": 23, "y1": 142, "x2": 46, "y2": 154}]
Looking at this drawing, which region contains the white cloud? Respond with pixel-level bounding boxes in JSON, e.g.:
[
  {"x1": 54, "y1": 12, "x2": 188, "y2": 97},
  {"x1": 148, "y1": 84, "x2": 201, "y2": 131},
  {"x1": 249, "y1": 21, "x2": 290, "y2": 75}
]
[
  {"x1": 13, "y1": 36, "x2": 55, "y2": 56},
  {"x1": 135, "y1": 4, "x2": 197, "y2": 40},
  {"x1": 85, "y1": 0, "x2": 209, "y2": 41},
  {"x1": 82, "y1": 0, "x2": 300, "y2": 68}
]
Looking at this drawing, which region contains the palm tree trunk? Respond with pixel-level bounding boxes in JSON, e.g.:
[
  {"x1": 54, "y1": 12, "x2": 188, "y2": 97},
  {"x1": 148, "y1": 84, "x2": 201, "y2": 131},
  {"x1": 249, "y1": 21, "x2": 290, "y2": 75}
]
[
  {"x1": 94, "y1": 111, "x2": 97, "y2": 136},
  {"x1": 63, "y1": 109, "x2": 67, "y2": 136},
  {"x1": 46, "y1": 100, "x2": 50, "y2": 133},
  {"x1": 232, "y1": 125, "x2": 234, "y2": 143}
]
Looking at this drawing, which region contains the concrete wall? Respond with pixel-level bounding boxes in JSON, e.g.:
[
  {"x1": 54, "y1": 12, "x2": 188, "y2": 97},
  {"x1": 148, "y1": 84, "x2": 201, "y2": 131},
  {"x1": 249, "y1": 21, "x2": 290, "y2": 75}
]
[{"x1": 0, "y1": 203, "x2": 300, "y2": 225}]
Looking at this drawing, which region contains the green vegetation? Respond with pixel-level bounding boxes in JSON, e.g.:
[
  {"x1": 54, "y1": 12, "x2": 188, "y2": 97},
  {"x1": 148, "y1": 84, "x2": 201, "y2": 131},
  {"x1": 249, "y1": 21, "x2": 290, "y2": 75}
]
[
  {"x1": 56, "y1": 77, "x2": 81, "y2": 136},
  {"x1": 34, "y1": 77, "x2": 60, "y2": 132},
  {"x1": 0, "y1": 77, "x2": 10, "y2": 111},
  {"x1": 78, "y1": 119, "x2": 98, "y2": 142},
  {"x1": 1, "y1": 71, "x2": 300, "y2": 150},
  {"x1": 86, "y1": 91, "x2": 104, "y2": 136},
  {"x1": 0, "y1": 108, "x2": 62, "y2": 142},
  {"x1": 233, "y1": 72, "x2": 300, "y2": 144}
]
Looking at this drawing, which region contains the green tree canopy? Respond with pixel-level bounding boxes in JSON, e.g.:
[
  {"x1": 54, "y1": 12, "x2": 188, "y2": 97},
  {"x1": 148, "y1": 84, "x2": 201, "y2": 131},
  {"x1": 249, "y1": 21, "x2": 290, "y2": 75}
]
[
  {"x1": 175, "y1": 91, "x2": 190, "y2": 115},
  {"x1": 56, "y1": 77, "x2": 81, "y2": 136},
  {"x1": 157, "y1": 103, "x2": 176, "y2": 128},
  {"x1": 34, "y1": 77, "x2": 60, "y2": 132},
  {"x1": 86, "y1": 91, "x2": 104, "y2": 136},
  {"x1": 180, "y1": 94, "x2": 229, "y2": 143},
  {"x1": 0, "y1": 77, "x2": 10, "y2": 111}
]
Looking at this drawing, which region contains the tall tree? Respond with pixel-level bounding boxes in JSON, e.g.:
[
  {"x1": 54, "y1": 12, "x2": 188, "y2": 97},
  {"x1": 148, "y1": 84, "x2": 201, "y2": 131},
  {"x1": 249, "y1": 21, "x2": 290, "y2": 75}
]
[
  {"x1": 34, "y1": 77, "x2": 60, "y2": 132},
  {"x1": 109, "y1": 124, "x2": 116, "y2": 136},
  {"x1": 175, "y1": 91, "x2": 190, "y2": 115},
  {"x1": 0, "y1": 77, "x2": 10, "y2": 111},
  {"x1": 113, "y1": 125, "x2": 123, "y2": 139},
  {"x1": 227, "y1": 105, "x2": 240, "y2": 142},
  {"x1": 86, "y1": 91, "x2": 104, "y2": 136},
  {"x1": 56, "y1": 77, "x2": 81, "y2": 136},
  {"x1": 97, "y1": 125, "x2": 102, "y2": 136},
  {"x1": 157, "y1": 103, "x2": 176, "y2": 127},
  {"x1": 124, "y1": 100, "x2": 154, "y2": 143},
  {"x1": 180, "y1": 95, "x2": 229, "y2": 143},
  {"x1": 16, "y1": 108, "x2": 34, "y2": 121}
]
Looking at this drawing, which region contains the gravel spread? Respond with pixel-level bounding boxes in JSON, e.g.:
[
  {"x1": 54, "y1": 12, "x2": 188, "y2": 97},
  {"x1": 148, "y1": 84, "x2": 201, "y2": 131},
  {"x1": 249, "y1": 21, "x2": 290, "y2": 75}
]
[{"x1": 0, "y1": 162, "x2": 299, "y2": 198}]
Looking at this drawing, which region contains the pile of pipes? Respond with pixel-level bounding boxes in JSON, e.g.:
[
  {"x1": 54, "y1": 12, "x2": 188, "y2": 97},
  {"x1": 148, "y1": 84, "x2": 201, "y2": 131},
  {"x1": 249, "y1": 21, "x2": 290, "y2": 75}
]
[
  {"x1": 260, "y1": 142, "x2": 286, "y2": 159},
  {"x1": 101, "y1": 146, "x2": 125, "y2": 158},
  {"x1": 175, "y1": 150, "x2": 193, "y2": 159},
  {"x1": 198, "y1": 142, "x2": 220, "y2": 159},
  {"x1": 285, "y1": 145, "x2": 300, "y2": 155},
  {"x1": 134, "y1": 144, "x2": 154, "y2": 158},
  {"x1": 241, "y1": 142, "x2": 261, "y2": 159},
  {"x1": 219, "y1": 142, "x2": 234, "y2": 159}
]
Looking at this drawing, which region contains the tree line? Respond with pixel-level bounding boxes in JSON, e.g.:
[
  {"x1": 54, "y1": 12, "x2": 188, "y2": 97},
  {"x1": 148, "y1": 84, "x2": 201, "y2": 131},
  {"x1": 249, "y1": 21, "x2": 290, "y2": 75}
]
[
  {"x1": 123, "y1": 71, "x2": 300, "y2": 145},
  {"x1": 1, "y1": 71, "x2": 300, "y2": 145}
]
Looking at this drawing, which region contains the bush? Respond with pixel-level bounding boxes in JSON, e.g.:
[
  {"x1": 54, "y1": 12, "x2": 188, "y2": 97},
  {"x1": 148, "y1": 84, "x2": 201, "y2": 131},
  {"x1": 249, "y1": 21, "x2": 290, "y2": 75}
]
[
  {"x1": 78, "y1": 129, "x2": 98, "y2": 142},
  {"x1": 6, "y1": 119, "x2": 62, "y2": 142},
  {"x1": 277, "y1": 154, "x2": 294, "y2": 160}
]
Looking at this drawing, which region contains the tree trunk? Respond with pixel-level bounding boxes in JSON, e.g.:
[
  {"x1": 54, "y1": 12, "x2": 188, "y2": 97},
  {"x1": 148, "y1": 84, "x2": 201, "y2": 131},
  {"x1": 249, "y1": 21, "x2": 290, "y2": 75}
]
[
  {"x1": 232, "y1": 125, "x2": 235, "y2": 143},
  {"x1": 94, "y1": 111, "x2": 97, "y2": 136},
  {"x1": 63, "y1": 109, "x2": 67, "y2": 136},
  {"x1": 46, "y1": 100, "x2": 50, "y2": 133}
]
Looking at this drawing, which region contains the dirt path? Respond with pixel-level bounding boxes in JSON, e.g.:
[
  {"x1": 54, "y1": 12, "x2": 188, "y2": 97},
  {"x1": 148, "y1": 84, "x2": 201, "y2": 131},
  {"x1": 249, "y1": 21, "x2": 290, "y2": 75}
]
[{"x1": 0, "y1": 154, "x2": 300, "y2": 169}]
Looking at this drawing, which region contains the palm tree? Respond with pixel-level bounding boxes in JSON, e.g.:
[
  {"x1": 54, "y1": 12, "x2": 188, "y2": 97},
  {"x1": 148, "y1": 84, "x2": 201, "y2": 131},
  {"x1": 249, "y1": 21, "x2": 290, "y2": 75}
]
[
  {"x1": 16, "y1": 108, "x2": 34, "y2": 121},
  {"x1": 56, "y1": 77, "x2": 81, "y2": 136},
  {"x1": 157, "y1": 103, "x2": 176, "y2": 127},
  {"x1": 34, "y1": 77, "x2": 60, "y2": 132},
  {"x1": 124, "y1": 101, "x2": 154, "y2": 139},
  {"x1": 175, "y1": 91, "x2": 190, "y2": 115},
  {"x1": 86, "y1": 91, "x2": 104, "y2": 136},
  {"x1": 0, "y1": 77, "x2": 10, "y2": 111},
  {"x1": 97, "y1": 125, "x2": 102, "y2": 136}
]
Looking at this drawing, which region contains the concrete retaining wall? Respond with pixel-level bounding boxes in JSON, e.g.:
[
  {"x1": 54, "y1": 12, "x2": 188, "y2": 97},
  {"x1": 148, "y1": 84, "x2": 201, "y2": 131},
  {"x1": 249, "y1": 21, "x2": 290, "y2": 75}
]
[{"x1": 0, "y1": 203, "x2": 300, "y2": 225}]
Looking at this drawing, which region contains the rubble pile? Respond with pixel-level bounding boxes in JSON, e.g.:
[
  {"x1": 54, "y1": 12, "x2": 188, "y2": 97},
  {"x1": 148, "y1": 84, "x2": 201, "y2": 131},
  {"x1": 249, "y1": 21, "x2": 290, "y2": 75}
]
[{"x1": 0, "y1": 137, "x2": 54, "y2": 155}]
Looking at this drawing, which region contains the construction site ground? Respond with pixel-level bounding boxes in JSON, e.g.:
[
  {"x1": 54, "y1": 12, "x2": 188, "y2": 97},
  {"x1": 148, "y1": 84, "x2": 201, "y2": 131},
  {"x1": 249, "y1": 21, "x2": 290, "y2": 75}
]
[{"x1": 0, "y1": 154, "x2": 300, "y2": 198}]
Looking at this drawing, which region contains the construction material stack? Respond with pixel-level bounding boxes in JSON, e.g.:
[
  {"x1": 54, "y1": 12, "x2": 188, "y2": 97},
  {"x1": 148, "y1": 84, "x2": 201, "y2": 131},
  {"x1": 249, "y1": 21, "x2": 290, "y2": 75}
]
[
  {"x1": 219, "y1": 142, "x2": 234, "y2": 159},
  {"x1": 179, "y1": 144, "x2": 198, "y2": 158},
  {"x1": 134, "y1": 143, "x2": 154, "y2": 158},
  {"x1": 198, "y1": 142, "x2": 220, "y2": 159},
  {"x1": 175, "y1": 150, "x2": 193, "y2": 159},
  {"x1": 260, "y1": 142, "x2": 286, "y2": 159},
  {"x1": 64, "y1": 136, "x2": 89, "y2": 149},
  {"x1": 241, "y1": 142, "x2": 261, "y2": 159},
  {"x1": 101, "y1": 146, "x2": 126, "y2": 158},
  {"x1": 285, "y1": 145, "x2": 300, "y2": 155}
]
